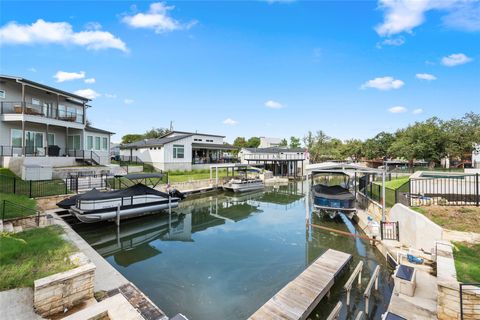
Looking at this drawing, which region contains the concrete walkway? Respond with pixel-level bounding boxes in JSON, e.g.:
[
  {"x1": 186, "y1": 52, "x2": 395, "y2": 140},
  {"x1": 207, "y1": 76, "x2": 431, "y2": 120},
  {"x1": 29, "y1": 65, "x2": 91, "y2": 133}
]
[
  {"x1": 0, "y1": 288, "x2": 43, "y2": 320},
  {"x1": 48, "y1": 210, "x2": 130, "y2": 292}
]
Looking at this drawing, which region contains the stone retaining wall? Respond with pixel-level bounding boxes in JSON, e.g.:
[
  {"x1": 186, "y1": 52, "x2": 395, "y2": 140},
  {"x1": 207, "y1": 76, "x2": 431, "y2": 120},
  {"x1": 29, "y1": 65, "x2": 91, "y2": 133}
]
[
  {"x1": 436, "y1": 241, "x2": 480, "y2": 320},
  {"x1": 34, "y1": 262, "x2": 96, "y2": 317}
]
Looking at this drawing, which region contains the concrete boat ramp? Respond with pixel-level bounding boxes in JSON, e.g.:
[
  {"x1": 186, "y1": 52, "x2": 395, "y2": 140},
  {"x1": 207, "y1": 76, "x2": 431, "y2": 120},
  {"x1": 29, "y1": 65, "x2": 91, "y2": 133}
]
[{"x1": 249, "y1": 249, "x2": 352, "y2": 320}]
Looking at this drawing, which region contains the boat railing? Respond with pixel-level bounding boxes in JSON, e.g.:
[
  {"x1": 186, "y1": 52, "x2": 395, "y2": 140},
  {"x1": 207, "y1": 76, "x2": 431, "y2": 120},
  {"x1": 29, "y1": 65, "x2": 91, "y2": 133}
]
[{"x1": 77, "y1": 194, "x2": 169, "y2": 211}]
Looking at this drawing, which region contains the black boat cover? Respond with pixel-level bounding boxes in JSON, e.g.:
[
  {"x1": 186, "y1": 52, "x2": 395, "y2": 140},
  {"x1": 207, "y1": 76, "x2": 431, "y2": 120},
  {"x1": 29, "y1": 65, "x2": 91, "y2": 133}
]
[
  {"x1": 312, "y1": 184, "x2": 355, "y2": 200},
  {"x1": 57, "y1": 183, "x2": 170, "y2": 209}
]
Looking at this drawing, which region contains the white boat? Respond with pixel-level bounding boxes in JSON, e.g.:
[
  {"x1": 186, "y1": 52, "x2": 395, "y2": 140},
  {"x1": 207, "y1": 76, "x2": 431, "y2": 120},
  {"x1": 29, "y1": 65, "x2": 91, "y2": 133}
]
[
  {"x1": 223, "y1": 178, "x2": 265, "y2": 193},
  {"x1": 57, "y1": 184, "x2": 185, "y2": 223}
]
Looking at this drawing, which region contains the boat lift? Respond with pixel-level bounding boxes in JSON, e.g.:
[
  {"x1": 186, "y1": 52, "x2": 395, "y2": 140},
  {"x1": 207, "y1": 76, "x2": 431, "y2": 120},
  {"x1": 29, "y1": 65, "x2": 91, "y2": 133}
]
[
  {"x1": 209, "y1": 163, "x2": 263, "y2": 187},
  {"x1": 305, "y1": 162, "x2": 387, "y2": 221}
]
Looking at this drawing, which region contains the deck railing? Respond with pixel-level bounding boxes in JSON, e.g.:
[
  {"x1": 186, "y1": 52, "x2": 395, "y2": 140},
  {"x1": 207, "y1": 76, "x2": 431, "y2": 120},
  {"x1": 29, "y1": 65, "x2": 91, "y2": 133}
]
[{"x1": 0, "y1": 101, "x2": 83, "y2": 123}]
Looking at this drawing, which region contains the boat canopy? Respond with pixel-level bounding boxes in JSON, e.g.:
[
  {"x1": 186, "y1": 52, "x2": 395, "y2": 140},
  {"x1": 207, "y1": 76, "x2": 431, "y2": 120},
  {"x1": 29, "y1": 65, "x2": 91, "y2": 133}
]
[
  {"x1": 57, "y1": 184, "x2": 169, "y2": 209},
  {"x1": 312, "y1": 184, "x2": 355, "y2": 201}
]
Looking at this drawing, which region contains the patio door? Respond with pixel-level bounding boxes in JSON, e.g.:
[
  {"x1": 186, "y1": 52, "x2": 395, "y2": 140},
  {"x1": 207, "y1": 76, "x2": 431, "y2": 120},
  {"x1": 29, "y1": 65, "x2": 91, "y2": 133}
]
[
  {"x1": 25, "y1": 131, "x2": 44, "y2": 155},
  {"x1": 68, "y1": 135, "x2": 81, "y2": 150}
]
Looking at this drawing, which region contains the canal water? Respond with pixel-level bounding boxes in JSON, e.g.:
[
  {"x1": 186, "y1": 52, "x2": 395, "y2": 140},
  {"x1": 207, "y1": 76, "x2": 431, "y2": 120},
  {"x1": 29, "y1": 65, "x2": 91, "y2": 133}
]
[{"x1": 73, "y1": 182, "x2": 393, "y2": 320}]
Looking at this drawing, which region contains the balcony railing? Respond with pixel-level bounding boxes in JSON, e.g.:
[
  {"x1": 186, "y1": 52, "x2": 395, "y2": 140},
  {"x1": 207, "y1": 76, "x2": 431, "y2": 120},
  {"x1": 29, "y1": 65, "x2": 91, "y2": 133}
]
[
  {"x1": 244, "y1": 153, "x2": 305, "y2": 161},
  {"x1": 0, "y1": 145, "x2": 66, "y2": 157},
  {"x1": 192, "y1": 157, "x2": 239, "y2": 165},
  {"x1": 0, "y1": 101, "x2": 83, "y2": 124}
]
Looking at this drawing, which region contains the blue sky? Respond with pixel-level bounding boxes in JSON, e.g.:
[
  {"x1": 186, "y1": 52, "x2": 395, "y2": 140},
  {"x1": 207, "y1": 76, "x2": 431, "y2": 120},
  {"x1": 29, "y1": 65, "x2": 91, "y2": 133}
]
[{"x1": 1, "y1": 0, "x2": 479, "y2": 143}]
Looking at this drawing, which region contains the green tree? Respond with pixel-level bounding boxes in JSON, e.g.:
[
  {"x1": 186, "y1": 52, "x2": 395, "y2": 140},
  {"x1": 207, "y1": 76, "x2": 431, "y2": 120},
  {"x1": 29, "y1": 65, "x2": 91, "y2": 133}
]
[
  {"x1": 443, "y1": 112, "x2": 480, "y2": 160},
  {"x1": 388, "y1": 118, "x2": 446, "y2": 165},
  {"x1": 121, "y1": 134, "x2": 144, "y2": 144},
  {"x1": 341, "y1": 139, "x2": 364, "y2": 162},
  {"x1": 247, "y1": 137, "x2": 261, "y2": 148},
  {"x1": 143, "y1": 127, "x2": 170, "y2": 139},
  {"x1": 233, "y1": 137, "x2": 247, "y2": 148},
  {"x1": 289, "y1": 136, "x2": 301, "y2": 148},
  {"x1": 363, "y1": 132, "x2": 395, "y2": 159},
  {"x1": 279, "y1": 138, "x2": 288, "y2": 147},
  {"x1": 303, "y1": 131, "x2": 315, "y2": 151}
]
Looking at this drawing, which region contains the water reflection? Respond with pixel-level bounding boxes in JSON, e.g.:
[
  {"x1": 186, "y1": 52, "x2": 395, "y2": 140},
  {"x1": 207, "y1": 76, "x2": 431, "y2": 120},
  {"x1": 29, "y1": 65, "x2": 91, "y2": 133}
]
[{"x1": 73, "y1": 182, "x2": 392, "y2": 320}]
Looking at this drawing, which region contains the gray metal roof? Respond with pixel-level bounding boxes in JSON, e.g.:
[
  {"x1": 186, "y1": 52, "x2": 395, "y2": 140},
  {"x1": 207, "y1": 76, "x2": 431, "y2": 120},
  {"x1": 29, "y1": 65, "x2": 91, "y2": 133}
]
[
  {"x1": 192, "y1": 143, "x2": 237, "y2": 150},
  {"x1": 85, "y1": 125, "x2": 115, "y2": 135},
  {"x1": 163, "y1": 131, "x2": 225, "y2": 138},
  {"x1": 121, "y1": 134, "x2": 192, "y2": 149},
  {"x1": 242, "y1": 147, "x2": 306, "y2": 154},
  {"x1": 1, "y1": 75, "x2": 90, "y2": 102}
]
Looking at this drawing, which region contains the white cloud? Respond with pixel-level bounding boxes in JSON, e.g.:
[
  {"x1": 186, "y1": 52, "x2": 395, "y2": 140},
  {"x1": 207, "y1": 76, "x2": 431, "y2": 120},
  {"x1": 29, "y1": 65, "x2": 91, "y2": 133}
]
[
  {"x1": 389, "y1": 106, "x2": 408, "y2": 113},
  {"x1": 223, "y1": 118, "x2": 238, "y2": 125},
  {"x1": 441, "y1": 53, "x2": 473, "y2": 66},
  {"x1": 375, "y1": 0, "x2": 479, "y2": 37},
  {"x1": 124, "y1": 99, "x2": 134, "y2": 104},
  {"x1": 376, "y1": 36, "x2": 405, "y2": 48},
  {"x1": 264, "y1": 100, "x2": 284, "y2": 109},
  {"x1": 84, "y1": 78, "x2": 96, "y2": 84},
  {"x1": 361, "y1": 76, "x2": 404, "y2": 90},
  {"x1": 416, "y1": 73, "x2": 437, "y2": 80},
  {"x1": 28, "y1": 67, "x2": 37, "y2": 72},
  {"x1": 122, "y1": 2, "x2": 197, "y2": 33},
  {"x1": 105, "y1": 93, "x2": 117, "y2": 99},
  {"x1": 0, "y1": 19, "x2": 127, "y2": 52},
  {"x1": 54, "y1": 71, "x2": 85, "y2": 82},
  {"x1": 413, "y1": 108, "x2": 423, "y2": 114},
  {"x1": 74, "y1": 89, "x2": 100, "y2": 100}
]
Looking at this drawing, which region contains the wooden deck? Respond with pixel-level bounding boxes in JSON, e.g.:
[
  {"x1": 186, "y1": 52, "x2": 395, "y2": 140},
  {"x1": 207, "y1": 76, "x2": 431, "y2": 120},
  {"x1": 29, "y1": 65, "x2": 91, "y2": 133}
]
[{"x1": 248, "y1": 249, "x2": 352, "y2": 320}]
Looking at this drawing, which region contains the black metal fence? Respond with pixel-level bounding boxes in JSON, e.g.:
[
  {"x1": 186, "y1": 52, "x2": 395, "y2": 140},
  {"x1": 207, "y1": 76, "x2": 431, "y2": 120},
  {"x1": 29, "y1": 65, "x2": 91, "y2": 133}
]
[
  {"x1": 410, "y1": 173, "x2": 479, "y2": 206},
  {"x1": 362, "y1": 175, "x2": 410, "y2": 208},
  {"x1": 1, "y1": 199, "x2": 40, "y2": 226},
  {"x1": 459, "y1": 283, "x2": 480, "y2": 320}
]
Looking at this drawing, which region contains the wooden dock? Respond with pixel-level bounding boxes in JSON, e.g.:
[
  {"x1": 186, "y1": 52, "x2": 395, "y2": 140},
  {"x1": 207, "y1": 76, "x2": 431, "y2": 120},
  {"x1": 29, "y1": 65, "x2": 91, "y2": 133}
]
[{"x1": 249, "y1": 249, "x2": 352, "y2": 320}]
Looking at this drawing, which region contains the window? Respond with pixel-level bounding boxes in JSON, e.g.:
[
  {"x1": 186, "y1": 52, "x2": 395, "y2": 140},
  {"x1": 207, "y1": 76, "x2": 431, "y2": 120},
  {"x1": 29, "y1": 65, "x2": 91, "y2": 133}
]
[
  {"x1": 194, "y1": 138, "x2": 203, "y2": 142},
  {"x1": 87, "y1": 136, "x2": 93, "y2": 150},
  {"x1": 95, "y1": 137, "x2": 101, "y2": 150},
  {"x1": 206, "y1": 139, "x2": 213, "y2": 142},
  {"x1": 58, "y1": 105, "x2": 66, "y2": 118},
  {"x1": 11, "y1": 129, "x2": 22, "y2": 147},
  {"x1": 102, "y1": 137, "x2": 108, "y2": 151},
  {"x1": 32, "y1": 98, "x2": 40, "y2": 105},
  {"x1": 67, "y1": 106, "x2": 76, "y2": 119},
  {"x1": 76, "y1": 107, "x2": 84, "y2": 123},
  {"x1": 0, "y1": 90, "x2": 5, "y2": 99},
  {"x1": 68, "y1": 135, "x2": 81, "y2": 150},
  {"x1": 48, "y1": 133, "x2": 55, "y2": 146},
  {"x1": 173, "y1": 144, "x2": 184, "y2": 159}
]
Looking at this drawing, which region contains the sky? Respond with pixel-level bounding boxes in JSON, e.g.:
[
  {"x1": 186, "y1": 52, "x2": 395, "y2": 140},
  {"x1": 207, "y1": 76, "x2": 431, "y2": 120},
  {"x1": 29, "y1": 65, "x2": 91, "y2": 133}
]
[{"x1": 1, "y1": 0, "x2": 479, "y2": 143}]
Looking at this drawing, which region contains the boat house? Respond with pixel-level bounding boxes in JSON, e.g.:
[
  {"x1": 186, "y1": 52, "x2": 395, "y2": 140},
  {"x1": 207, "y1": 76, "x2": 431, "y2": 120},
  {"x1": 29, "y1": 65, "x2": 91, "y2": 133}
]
[
  {"x1": 120, "y1": 131, "x2": 238, "y2": 171},
  {"x1": 239, "y1": 147, "x2": 308, "y2": 178}
]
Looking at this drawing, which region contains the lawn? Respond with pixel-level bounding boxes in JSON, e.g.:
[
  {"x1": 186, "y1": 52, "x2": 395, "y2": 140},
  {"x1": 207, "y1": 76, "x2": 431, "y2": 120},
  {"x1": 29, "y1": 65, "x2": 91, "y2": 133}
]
[
  {"x1": 168, "y1": 169, "x2": 228, "y2": 183},
  {"x1": 370, "y1": 176, "x2": 410, "y2": 207},
  {"x1": 0, "y1": 168, "x2": 69, "y2": 197},
  {"x1": 453, "y1": 242, "x2": 480, "y2": 283},
  {"x1": 0, "y1": 225, "x2": 76, "y2": 290},
  {"x1": 384, "y1": 177, "x2": 410, "y2": 190},
  {"x1": 412, "y1": 206, "x2": 480, "y2": 233},
  {"x1": 0, "y1": 193, "x2": 37, "y2": 219}
]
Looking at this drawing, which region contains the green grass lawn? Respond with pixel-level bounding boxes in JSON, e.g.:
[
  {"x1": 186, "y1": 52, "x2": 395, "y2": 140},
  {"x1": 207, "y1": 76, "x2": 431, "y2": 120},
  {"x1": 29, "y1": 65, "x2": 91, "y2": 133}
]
[
  {"x1": 384, "y1": 177, "x2": 410, "y2": 190},
  {"x1": 453, "y1": 242, "x2": 480, "y2": 283},
  {"x1": 168, "y1": 169, "x2": 228, "y2": 183},
  {"x1": 370, "y1": 176, "x2": 410, "y2": 207},
  {"x1": 0, "y1": 193, "x2": 37, "y2": 219},
  {"x1": 0, "y1": 168, "x2": 69, "y2": 197},
  {"x1": 0, "y1": 225, "x2": 76, "y2": 290}
]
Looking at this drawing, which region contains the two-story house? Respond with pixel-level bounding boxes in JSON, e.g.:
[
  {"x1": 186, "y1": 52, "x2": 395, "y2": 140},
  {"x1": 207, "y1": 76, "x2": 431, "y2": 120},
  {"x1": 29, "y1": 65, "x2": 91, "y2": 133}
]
[
  {"x1": 120, "y1": 131, "x2": 237, "y2": 171},
  {"x1": 0, "y1": 75, "x2": 113, "y2": 173}
]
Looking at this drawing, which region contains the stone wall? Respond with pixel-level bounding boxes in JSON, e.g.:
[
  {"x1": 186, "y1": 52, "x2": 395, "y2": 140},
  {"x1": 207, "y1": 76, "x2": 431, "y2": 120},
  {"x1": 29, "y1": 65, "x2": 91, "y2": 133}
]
[
  {"x1": 436, "y1": 241, "x2": 480, "y2": 320},
  {"x1": 34, "y1": 262, "x2": 96, "y2": 317},
  {"x1": 36, "y1": 194, "x2": 72, "y2": 211}
]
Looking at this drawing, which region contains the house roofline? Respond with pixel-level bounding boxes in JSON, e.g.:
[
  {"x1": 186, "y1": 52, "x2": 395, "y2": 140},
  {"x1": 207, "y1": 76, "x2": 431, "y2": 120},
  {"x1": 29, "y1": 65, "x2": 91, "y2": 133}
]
[{"x1": 1, "y1": 75, "x2": 91, "y2": 102}]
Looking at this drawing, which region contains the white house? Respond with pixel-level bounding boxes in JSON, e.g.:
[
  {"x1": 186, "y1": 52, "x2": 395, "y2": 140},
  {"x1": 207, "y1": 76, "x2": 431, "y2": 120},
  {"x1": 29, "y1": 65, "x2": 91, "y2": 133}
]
[
  {"x1": 259, "y1": 137, "x2": 283, "y2": 148},
  {"x1": 239, "y1": 147, "x2": 309, "y2": 177},
  {"x1": 120, "y1": 131, "x2": 237, "y2": 171},
  {"x1": 0, "y1": 75, "x2": 114, "y2": 173}
]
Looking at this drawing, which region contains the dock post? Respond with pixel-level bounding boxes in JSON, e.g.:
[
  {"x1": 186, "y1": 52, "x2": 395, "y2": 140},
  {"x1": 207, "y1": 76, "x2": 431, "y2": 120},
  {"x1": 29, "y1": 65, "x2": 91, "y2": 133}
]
[
  {"x1": 168, "y1": 195, "x2": 172, "y2": 216},
  {"x1": 116, "y1": 204, "x2": 120, "y2": 227}
]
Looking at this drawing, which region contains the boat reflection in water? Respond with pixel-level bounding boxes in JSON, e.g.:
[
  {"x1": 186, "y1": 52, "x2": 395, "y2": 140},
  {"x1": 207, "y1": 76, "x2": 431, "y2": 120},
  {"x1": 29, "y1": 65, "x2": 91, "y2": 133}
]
[{"x1": 73, "y1": 182, "x2": 392, "y2": 320}]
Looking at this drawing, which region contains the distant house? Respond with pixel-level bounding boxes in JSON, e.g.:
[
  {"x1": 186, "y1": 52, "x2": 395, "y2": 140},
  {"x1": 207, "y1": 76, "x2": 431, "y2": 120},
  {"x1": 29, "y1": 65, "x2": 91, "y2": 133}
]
[
  {"x1": 259, "y1": 137, "x2": 283, "y2": 148},
  {"x1": 0, "y1": 75, "x2": 114, "y2": 173},
  {"x1": 239, "y1": 147, "x2": 308, "y2": 177},
  {"x1": 120, "y1": 131, "x2": 238, "y2": 171}
]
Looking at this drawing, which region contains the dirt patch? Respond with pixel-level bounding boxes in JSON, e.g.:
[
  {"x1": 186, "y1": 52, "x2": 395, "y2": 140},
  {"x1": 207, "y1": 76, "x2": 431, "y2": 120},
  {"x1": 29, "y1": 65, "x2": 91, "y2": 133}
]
[{"x1": 416, "y1": 206, "x2": 480, "y2": 233}]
